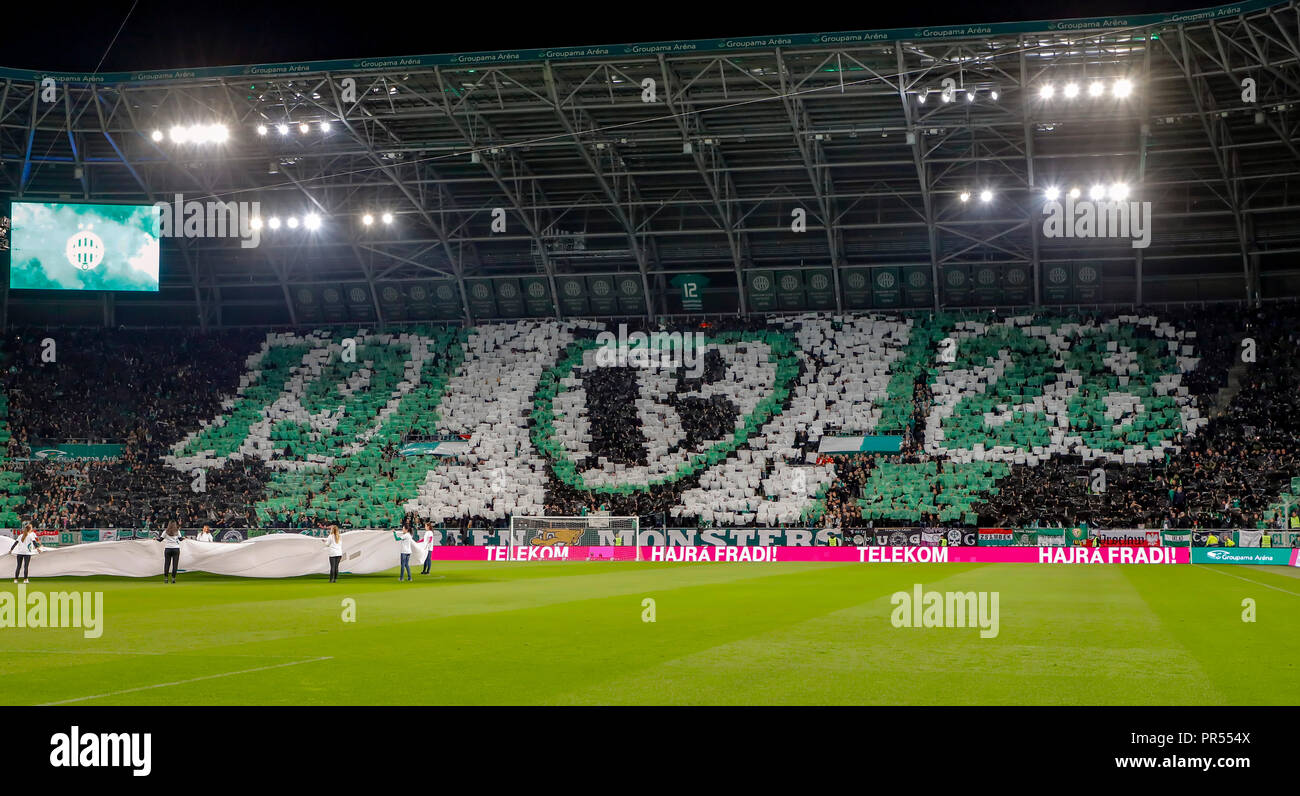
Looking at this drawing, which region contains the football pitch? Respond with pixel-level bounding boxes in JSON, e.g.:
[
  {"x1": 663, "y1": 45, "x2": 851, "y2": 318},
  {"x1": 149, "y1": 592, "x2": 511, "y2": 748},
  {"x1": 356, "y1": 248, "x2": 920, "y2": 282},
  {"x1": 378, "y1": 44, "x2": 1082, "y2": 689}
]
[{"x1": 2, "y1": 561, "x2": 1298, "y2": 706}]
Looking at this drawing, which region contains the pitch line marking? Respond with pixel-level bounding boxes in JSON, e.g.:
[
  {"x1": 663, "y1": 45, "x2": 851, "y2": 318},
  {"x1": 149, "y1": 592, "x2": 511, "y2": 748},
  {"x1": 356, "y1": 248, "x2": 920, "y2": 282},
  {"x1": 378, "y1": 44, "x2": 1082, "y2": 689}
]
[
  {"x1": 1191, "y1": 564, "x2": 1300, "y2": 597},
  {"x1": 3, "y1": 647, "x2": 309, "y2": 658},
  {"x1": 39, "y1": 655, "x2": 334, "y2": 705}
]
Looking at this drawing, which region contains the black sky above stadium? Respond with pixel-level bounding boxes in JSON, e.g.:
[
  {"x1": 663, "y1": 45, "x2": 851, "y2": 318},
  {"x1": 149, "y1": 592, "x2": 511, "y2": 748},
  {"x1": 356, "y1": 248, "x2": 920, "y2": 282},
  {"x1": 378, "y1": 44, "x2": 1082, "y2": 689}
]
[{"x1": 3, "y1": 0, "x2": 1237, "y2": 72}]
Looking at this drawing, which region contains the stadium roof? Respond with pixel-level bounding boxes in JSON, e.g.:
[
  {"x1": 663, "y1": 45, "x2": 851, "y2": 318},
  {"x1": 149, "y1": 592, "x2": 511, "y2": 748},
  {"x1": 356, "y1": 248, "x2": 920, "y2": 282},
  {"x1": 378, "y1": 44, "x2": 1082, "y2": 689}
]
[{"x1": 1, "y1": 0, "x2": 1299, "y2": 327}]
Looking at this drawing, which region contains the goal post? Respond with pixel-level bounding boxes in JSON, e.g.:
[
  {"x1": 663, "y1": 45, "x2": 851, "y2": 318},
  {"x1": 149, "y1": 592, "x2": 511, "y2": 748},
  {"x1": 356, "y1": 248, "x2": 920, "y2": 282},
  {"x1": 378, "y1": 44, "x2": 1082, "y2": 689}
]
[{"x1": 506, "y1": 515, "x2": 642, "y2": 560}]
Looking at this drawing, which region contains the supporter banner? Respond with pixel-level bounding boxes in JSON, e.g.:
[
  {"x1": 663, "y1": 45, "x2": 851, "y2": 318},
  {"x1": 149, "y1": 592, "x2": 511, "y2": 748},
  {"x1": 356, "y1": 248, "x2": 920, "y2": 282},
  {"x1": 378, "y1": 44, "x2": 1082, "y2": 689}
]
[
  {"x1": 30, "y1": 444, "x2": 123, "y2": 461},
  {"x1": 344, "y1": 283, "x2": 375, "y2": 322},
  {"x1": 775, "y1": 270, "x2": 804, "y2": 310},
  {"x1": 1073, "y1": 262, "x2": 1103, "y2": 302},
  {"x1": 979, "y1": 529, "x2": 1014, "y2": 546},
  {"x1": 1002, "y1": 264, "x2": 1033, "y2": 303},
  {"x1": 465, "y1": 279, "x2": 498, "y2": 318},
  {"x1": 1190, "y1": 548, "x2": 1294, "y2": 565},
  {"x1": 293, "y1": 286, "x2": 322, "y2": 322},
  {"x1": 521, "y1": 276, "x2": 554, "y2": 317},
  {"x1": 869, "y1": 528, "x2": 974, "y2": 546},
  {"x1": 841, "y1": 269, "x2": 872, "y2": 309},
  {"x1": 817, "y1": 435, "x2": 904, "y2": 454},
  {"x1": 1192, "y1": 531, "x2": 1239, "y2": 546},
  {"x1": 586, "y1": 275, "x2": 618, "y2": 315},
  {"x1": 941, "y1": 265, "x2": 970, "y2": 305},
  {"x1": 671, "y1": 273, "x2": 710, "y2": 312},
  {"x1": 1161, "y1": 531, "x2": 1192, "y2": 547},
  {"x1": 805, "y1": 269, "x2": 836, "y2": 310},
  {"x1": 430, "y1": 281, "x2": 463, "y2": 320},
  {"x1": 378, "y1": 284, "x2": 407, "y2": 321},
  {"x1": 871, "y1": 267, "x2": 901, "y2": 308},
  {"x1": 972, "y1": 265, "x2": 1001, "y2": 305},
  {"x1": 436, "y1": 545, "x2": 1191, "y2": 563},
  {"x1": 494, "y1": 278, "x2": 526, "y2": 317},
  {"x1": 399, "y1": 441, "x2": 471, "y2": 456},
  {"x1": 902, "y1": 266, "x2": 931, "y2": 308},
  {"x1": 745, "y1": 270, "x2": 777, "y2": 312},
  {"x1": 320, "y1": 285, "x2": 347, "y2": 322},
  {"x1": 615, "y1": 274, "x2": 644, "y2": 314},
  {"x1": 1042, "y1": 264, "x2": 1072, "y2": 303},
  {"x1": 555, "y1": 276, "x2": 589, "y2": 316},
  {"x1": 1093, "y1": 529, "x2": 1162, "y2": 546}
]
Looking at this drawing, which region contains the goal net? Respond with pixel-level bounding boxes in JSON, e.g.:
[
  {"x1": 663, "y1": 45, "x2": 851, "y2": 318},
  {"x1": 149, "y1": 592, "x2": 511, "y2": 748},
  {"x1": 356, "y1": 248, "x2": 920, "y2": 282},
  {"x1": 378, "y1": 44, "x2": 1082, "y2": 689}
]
[{"x1": 506, "y1": 515, "x2": 642, "y2": 561}]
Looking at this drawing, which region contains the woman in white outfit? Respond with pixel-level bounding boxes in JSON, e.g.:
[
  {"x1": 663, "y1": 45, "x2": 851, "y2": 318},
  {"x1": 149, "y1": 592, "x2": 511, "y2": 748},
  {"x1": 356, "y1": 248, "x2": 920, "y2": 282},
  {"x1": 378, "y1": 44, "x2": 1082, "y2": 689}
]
[
  {"x1": 196, "y1": 525, "x2": 214, "y2": 543},
  {"x1": 419, "y1": 527, "x2": 436, "y2": 575},
  {"x1": 323, "y1": 525, "x2": 343, "y2": 583},
  {"x1": 9, "y1": 524, "x2": 43, "y2": 583}
]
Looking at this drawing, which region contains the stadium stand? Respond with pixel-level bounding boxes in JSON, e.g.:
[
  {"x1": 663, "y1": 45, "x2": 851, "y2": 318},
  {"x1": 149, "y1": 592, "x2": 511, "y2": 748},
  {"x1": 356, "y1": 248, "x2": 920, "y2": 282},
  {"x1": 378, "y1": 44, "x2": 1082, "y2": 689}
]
[{"x1": 0, "y1": 307, "x2": 1295, "y2": 534}]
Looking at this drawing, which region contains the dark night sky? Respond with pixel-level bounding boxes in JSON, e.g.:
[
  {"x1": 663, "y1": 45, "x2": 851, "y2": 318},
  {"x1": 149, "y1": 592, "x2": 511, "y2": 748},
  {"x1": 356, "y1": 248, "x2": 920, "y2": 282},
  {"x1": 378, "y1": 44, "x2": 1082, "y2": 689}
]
[{"x1": 1, "y1": 0, "x2": 1235, "y2": 73}]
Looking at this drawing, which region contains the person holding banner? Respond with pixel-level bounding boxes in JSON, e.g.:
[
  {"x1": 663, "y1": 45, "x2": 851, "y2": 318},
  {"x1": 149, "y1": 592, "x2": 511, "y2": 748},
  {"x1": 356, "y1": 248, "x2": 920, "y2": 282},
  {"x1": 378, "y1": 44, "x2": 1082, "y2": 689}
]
[
  {"x1": 158, "y1": 521, "x2": 184, "y2": 583},
  {"x1": 394, "y1": 528, "x2": 414, "y2": 581},
  {"x1": 419, "y1": 527, "x2": 435, "y2": 575},
  {"x1": 9, "y1": 524, "x2": 45, "y2": 583},
  {"x1": 323, "y1": 525, "x2": 343, "y2": 583},
  {"x1": 197, "y1": 525, "x2": 214, "y2": 543}
]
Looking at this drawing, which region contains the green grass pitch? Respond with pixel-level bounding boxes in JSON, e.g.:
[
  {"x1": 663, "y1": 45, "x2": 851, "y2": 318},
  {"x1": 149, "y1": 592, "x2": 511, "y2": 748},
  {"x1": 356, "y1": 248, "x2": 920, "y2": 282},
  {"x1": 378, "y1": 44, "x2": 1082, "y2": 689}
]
[{"x1": 2, "y1": 561, "x2": 1298, "y2": 705}]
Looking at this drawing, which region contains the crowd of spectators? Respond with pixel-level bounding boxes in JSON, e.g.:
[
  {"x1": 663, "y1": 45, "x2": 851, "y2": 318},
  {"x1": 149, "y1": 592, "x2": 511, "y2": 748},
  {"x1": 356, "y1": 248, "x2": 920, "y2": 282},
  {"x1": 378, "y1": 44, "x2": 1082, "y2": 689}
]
[
  {"x1": 4, "y1": 328, "x2": 268, "y2": 528},
  {"x1": 2, "y1": 307, "x2": 1299, "y2": 534},
  {"x1": 980, "y1": 306, "x2": 1300, "y2": 529}
]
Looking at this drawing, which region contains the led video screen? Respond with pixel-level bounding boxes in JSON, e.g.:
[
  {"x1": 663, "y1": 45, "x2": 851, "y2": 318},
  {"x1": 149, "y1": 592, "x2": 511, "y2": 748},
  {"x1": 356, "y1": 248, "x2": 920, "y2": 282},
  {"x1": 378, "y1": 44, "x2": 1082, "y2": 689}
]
[{"x1": 9, "y1": 201, "x2": 160, "y2": 291}]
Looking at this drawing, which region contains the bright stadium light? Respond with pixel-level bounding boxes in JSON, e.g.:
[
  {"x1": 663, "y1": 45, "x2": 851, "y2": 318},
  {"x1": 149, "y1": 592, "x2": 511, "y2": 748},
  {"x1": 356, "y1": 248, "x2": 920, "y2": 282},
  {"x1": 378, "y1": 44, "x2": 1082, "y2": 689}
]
[
  {"x1": 304, "y1": 213, "x2": 321, "y2": 230},
  {"x1": 1090, "y1": 184, "x2": 1107, "y2": 200},
  {"x1": 966, "y1": 91, "x2": 975, "y2": 102},
  {"x1": 1039, "y1": 84, "x2": 1055, "y2": 100},
  {"x1": 980, "y1": 189, "x2": 993, "y2": 203},
  {"x1": 1069, "y1": 187, "x2": 1082, "y2": 199},
  {"x1": 268, "y1": 216, "x2": 281, "y2": 230},
  {"x1": 990, "y1": 89, "x2": 999, "y2": 101},
  {"x1": 169, "y1": 125, "x2": 189, "y2": 144},
  {"x1": 1064, "y1": 83, "x2": 1080, "y2": 99},
  {"x1": 1109, "y1": 182, "x2": 1130, "y2": 201},
  {"x1": 1113, "y1": 79, "x2": 1133, "y2": 98},
  {"x1": 287, "y1": 216, "x2": 300, "y2": 229},
  {"x1": 250, "y1": 217, "x2": 263, "y2": 230},
  {"x1": 362, "y1": 213, "x2": 374, "y2": 226},
  {"x1": 381, "y1": 212, "x2": 394, "y2": 224},
  {"x1": 1044, "y1": 186, "x2": 1060, "y2": 201},
  {"x1": 1089, "y1": 81, "x2": 1106, "y2": 97},
  {"x1": 320, "y1": 121, "x2": 332, "y2": 132},
  {"x1": 918, "y1": 89, "x2": 928, "y2": 104},
  {"x1": 959, "y1": 191, "x2": 971, "y2": 203},
  {"x1": 150, "y1": 129, "x2": 164, "y2": 142},
  {"x1": 298, "y1": 122, "x2": 310, "y2": 134},
  {"x1": 277, "y1": 123, "x2": 290, "y2": 135},
  {"x1": 210, "y1": 124, "x2": 229, "y2": 143},
  {"x1": 256, "y1": 124, "x2": 268, "y2": 135}
]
